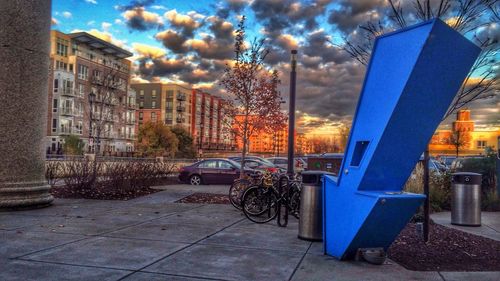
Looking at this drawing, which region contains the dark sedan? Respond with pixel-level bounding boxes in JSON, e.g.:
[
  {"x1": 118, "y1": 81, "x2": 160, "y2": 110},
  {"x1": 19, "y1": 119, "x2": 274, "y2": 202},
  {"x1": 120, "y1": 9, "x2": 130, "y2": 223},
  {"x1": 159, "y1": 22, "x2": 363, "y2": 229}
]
[{"x1": 179, "y1": 158, "x2": 255, "y2": 185}]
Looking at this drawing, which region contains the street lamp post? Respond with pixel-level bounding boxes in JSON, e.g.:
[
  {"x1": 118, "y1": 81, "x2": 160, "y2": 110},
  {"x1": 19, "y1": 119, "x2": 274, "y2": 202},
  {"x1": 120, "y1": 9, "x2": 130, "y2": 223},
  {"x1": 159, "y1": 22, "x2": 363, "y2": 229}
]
[
  {"x1": 88, "y1": 92, "x2": 95, "y2": 153},
  {"x1": 287, "y1": 50, "x2": 297, "y2": 176}
]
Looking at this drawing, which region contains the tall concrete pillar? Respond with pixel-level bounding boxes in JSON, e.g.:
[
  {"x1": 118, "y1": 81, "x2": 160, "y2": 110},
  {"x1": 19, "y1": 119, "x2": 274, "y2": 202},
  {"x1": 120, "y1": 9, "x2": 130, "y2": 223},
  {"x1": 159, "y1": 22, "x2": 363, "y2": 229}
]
[{"x1": 0, "y1": 0, "x2": 53, "y2": 208}]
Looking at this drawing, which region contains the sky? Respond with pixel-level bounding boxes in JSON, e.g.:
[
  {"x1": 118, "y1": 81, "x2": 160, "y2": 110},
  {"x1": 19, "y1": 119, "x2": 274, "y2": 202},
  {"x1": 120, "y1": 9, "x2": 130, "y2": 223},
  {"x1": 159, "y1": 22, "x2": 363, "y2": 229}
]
[{"x1": 52, "y1": 0, "x2": 499, "y2": 135}]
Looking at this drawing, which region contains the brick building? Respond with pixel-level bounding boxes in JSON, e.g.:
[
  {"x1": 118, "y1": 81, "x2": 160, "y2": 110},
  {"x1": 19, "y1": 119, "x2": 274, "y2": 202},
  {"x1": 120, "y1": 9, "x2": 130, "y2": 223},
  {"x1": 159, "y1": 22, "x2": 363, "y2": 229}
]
[
  {"x1": 46, "y1": 30, "x2": 136, "y2": 155},
  {"x1": 131, "y1": 84, "x2": 234, "y2": 151}
]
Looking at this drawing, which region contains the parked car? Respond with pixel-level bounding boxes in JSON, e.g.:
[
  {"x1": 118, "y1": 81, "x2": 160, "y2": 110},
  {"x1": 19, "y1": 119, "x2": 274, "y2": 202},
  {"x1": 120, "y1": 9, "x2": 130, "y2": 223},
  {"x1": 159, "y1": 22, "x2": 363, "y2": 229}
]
[
  {"x1": 241, "y1": 159, "x2": 283, "y2": 173},
  {"x1": 265, "y1": 157, "x2": 306, "y2": 172},
  {"x1": 179, "y1": 158, "x2": 254, "y2": 185},
  {"x1": 418, "y1": 155, "x2": 449, "y2": 175},
  {"x1": 228, "y1": 156, "x2": 275, "y2": 167},
  {"x1": 437, "y1": 155, "x2": 456, "y2": 168}
]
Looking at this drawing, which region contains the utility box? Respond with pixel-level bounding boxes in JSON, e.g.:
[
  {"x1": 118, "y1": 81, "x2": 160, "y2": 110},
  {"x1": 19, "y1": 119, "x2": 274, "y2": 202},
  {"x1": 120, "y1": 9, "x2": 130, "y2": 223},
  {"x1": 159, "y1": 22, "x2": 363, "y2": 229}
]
[
  {"x1": 451, "y1": 172, "x2": 482, "y2": 226},
  {"x1": 306, "y1": 154, "x2": 343, "y2": 175}
]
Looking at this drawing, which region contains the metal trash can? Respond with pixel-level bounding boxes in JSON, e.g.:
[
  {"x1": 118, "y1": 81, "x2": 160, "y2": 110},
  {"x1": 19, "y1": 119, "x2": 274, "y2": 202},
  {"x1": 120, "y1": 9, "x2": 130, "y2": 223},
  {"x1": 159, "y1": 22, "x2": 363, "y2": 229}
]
[
  {"x1": 298, "y1": 171, "x2": 335, "y2": 241},
  {"x1": 451, "y1": 172, "x2": 482, "y2": 226}
]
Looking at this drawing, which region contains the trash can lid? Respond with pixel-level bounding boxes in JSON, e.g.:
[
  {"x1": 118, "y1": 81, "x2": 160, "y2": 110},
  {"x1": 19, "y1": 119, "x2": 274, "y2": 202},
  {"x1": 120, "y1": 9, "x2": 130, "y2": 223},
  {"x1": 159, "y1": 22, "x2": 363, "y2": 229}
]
[
  {"x1": 302, "y1": 170, "x2": 336, "y2": 185},
  {"x1": 452, "y1": 172, "x2": 482, "y2": 185}
]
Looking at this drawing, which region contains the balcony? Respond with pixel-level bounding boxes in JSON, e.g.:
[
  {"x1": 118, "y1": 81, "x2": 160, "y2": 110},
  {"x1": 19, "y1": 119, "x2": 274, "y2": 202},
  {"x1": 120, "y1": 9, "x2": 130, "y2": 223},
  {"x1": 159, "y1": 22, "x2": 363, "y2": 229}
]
[
  {"x1": 59, "y1": 126, "x2": 73, "y2": 135},
  {"x1": 176, "y1": 105, "x2": 186, "y2": 112},
  {"x1": 60, "y1": 88, "x2": 77, "y2": 97},
  {"x1": 126, "y1": 118, "x2": 136, "y2": 125},
  {"x1": 60, "y1": 107, "x2": 75, "y2": 116},
  {"x1": 176, "y1": 94, "x2": 186, "y2": 101},
  {"x1": 176, "y1": 117, "x2": 186, "y2": 123}
]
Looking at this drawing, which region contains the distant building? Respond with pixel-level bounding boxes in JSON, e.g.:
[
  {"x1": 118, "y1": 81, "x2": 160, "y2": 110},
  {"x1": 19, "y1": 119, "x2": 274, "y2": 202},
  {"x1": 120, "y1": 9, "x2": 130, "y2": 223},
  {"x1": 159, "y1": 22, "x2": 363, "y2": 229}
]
[
  {"x1": 429, "y1": 109, "x2": 499, "y2": 155},
  {"x1": 233, "y1": 115, "x2": 292, "y2": 155},
  {"x1": 46, "y1": 30, "x2": 136, "y2": 155},
  {"x1": 131, "y1": 83, "x2": 233, "y2": 151}
]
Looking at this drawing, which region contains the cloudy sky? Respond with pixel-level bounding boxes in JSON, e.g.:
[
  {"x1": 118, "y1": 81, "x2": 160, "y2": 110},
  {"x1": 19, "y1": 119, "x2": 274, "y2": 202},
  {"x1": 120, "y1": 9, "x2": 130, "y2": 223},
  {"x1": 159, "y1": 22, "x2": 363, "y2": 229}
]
[{"x1": 52, "y1": 0, "x2": 499, "y2": 135}]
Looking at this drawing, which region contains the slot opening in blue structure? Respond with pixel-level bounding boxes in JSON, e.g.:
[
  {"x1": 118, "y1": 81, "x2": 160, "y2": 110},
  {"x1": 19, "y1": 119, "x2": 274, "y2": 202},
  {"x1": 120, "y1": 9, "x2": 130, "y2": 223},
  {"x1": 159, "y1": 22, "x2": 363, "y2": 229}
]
[{"x1": 350, "y1": 141, "x2": 369, "y2": 167}]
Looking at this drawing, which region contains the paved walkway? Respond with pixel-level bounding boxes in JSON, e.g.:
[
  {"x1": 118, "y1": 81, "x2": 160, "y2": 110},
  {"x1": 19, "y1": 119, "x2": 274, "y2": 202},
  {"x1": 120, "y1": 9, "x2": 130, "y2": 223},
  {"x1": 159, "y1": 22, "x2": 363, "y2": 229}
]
[
  {"x1": 431, "y1": 211, "x2": 500, "y2": 241},
  {"x1": 1, "y1": 185, "x2": 499, "y2": 281}
]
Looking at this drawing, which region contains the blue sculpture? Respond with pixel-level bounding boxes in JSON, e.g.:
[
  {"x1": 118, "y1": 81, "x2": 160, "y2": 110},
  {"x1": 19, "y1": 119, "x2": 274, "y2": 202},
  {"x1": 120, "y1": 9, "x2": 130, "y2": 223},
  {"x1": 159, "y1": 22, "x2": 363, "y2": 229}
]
[{"x1": 323, "y1": 19, "x2": 481, "y2": 260}]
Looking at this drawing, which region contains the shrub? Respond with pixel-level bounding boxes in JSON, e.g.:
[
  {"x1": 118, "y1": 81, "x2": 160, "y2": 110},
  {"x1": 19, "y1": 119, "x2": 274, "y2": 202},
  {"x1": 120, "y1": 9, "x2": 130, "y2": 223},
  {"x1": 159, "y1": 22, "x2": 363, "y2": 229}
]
[
  {"x1": 46, "y1": 158, "x2": 177, "y2": 196},
  {"x1": 404, "y1": 163, "x2": 451, "y2": 213},
  {"x1": 456, "y1": 147, "x2": 497, "y2": 195},
  {"x1": 482, "y1": 189, "x2": 500, "y2": 212}
]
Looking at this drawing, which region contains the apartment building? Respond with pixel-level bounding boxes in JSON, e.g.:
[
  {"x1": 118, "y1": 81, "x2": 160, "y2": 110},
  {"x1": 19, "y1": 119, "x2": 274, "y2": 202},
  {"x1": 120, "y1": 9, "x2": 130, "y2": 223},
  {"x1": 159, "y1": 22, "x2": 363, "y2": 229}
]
[
  {"x1": 132, "y1": 83, "x2": 192, "y2": 133},
  {"x1": 46, "y1": 30, "x2": 136, "y2": 155},
  {"x1": 191, "y1": 89, "x2": 234, "y2": 151},
  {"x1": 132, "y1": 84, "x2": 234, "y2": 151}
]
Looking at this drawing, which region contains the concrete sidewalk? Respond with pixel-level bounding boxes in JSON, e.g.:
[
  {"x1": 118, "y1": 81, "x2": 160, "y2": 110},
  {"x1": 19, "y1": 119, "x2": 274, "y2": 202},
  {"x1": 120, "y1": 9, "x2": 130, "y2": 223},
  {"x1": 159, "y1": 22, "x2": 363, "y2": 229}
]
[
  {"x1": 431, "y1": 211, "x2": 500, "y2": 241},
  {"x1": 1, "y1": 188, "x2": 499, "y2": 280}
]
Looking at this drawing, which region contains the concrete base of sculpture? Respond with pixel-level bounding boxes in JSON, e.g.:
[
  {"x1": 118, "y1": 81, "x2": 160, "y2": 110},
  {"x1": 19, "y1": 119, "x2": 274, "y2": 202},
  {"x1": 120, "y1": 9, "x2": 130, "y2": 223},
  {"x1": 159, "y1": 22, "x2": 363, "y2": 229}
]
[{"x1": 0, "y1": 182, "x2": 53, "y2": 210}]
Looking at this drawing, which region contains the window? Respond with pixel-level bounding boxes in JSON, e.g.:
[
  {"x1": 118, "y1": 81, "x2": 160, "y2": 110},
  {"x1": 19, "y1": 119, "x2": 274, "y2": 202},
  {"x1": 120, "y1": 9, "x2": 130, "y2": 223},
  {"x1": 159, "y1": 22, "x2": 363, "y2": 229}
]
[
  {"x1": 139, "y1": 101, "x2": 144, "y2": 109},
  {"x1": 165, "y1": 100, "x2": 173, "y2": 110},
  {"x1": 52, "y1": 119, "x2": 57, "y2": 133},
  {"x1": 219, "y1": 161, "x2": 234, "y2": 169},
  {"x1": 477, "y1": 140, "x2": 487, "y2": 149},
  {"x1": 78, "y1": 84, "x2": 85, "y2": 96},
  {"x1": 69, "y1": 64, "x2": 73, "y2": 72},
  {"x1": 56, "y1": 39, "x2": 68, "y2": 57},
  {"x1": 166, "y1": 90, "x2": 174, "y2": 98},
  {"x1": 53, "y1": 99, "x2": 58, "y2": 112},
  {"x1": 139, "y1": 112, "x2": 143, "y2": 120},
  {"x1": 152, "y1": 90, "x2": 157, "y2": 98},
  {"x1": 351, "y1": 141, "x2": 370, "y2": 167},
  {"x1": 77, "y1": 65, "x2": 88, "y2": 80},
  {"x1": 152, "y1": 101, "x2": 156, "y2": 108},
  {"x1": 76, "y1": 121, "x2": 83, "y2": 134},
  {"x1": 151, "y1": 112, "x2": 157, "y2": 122},
  {"x1": 140, "y1": 90, "x2": 144, "y2": 97},
  {"x1": 198, "y1": 160, "x2": 217, "y2": 168},
  {"x1": 54, "y1": 79, "x2": 59, "y2": 92},
  {"x1": 55, "y1": 61, "x2": 67, "y2": 70}
]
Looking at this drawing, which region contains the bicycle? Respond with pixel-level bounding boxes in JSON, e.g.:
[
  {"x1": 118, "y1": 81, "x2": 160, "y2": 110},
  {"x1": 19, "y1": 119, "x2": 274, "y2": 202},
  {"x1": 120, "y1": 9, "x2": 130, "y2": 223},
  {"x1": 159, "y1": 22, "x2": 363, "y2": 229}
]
[
  {"x1": 241, "y1": 173, "x2": 301, "y2": 225},
  {"x1": 228, "y1": 171, "x2": 261, "y2": 210}
]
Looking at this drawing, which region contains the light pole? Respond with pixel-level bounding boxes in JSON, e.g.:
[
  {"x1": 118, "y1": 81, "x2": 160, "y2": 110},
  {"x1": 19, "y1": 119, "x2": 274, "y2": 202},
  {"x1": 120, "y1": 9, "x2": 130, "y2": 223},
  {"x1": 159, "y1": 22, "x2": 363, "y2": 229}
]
[
  {"x1": 88, "y1": 92, "x2": 95, "y2": 153},
  {"x1": 287, "y1": 50, "x2": 297, "y2": 176}
]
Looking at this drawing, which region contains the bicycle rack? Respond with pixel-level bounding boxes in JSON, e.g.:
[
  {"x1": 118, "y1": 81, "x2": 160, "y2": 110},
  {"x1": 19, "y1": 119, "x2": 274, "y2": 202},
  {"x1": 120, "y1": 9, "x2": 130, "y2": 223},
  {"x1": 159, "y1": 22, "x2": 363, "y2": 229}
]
[{"x1": 277, "y1": 175, "x2": 289, "y2": 227}]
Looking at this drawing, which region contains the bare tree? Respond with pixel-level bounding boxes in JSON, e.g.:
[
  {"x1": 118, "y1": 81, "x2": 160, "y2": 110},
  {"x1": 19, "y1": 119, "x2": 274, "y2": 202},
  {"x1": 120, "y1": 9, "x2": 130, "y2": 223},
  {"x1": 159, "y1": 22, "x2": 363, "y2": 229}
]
[
  {"x1": 337, "y1": 0, "x2": 499, "y2": 119},
  {"x1": 86, "y1": 67, "x2": 126, "y2": 156},
  {"x1": 220, "y1": 16, "x2": 286, "y2": 176},
  {"x1": 448, "y1": 130, "x2": 470, "y2": 156}
]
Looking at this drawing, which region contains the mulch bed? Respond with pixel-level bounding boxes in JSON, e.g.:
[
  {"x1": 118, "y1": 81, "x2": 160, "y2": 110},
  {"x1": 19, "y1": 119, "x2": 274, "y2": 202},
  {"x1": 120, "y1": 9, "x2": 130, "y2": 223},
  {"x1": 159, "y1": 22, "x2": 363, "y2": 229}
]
[
  {"x1": 175, "y1": 193, "x2": 230, "y2": 204},
  {"x1": 389, "y1": 221, "x2": 500, "y2": 271},
  {"x1": 51, "y1": 185, "x2": 162, "y2": 200}
]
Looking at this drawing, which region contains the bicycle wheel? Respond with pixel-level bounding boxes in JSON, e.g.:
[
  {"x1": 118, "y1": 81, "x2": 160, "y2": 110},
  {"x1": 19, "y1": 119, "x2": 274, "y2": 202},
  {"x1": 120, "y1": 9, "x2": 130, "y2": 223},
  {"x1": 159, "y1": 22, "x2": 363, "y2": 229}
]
[
  {"x1": 229, "y1": 178, "x2": 251, "y2": 210},
  {"x1": 241, "y1": 185, "x2": 278, "y2": 224}
]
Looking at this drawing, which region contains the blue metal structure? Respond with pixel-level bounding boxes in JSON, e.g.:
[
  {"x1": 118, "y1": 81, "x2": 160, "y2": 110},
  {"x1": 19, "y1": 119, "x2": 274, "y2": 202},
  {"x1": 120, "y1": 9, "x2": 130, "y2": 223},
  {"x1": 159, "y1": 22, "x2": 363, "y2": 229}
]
[{"x1": 323, "y1": 19, "x2": 481, "y2": 260}]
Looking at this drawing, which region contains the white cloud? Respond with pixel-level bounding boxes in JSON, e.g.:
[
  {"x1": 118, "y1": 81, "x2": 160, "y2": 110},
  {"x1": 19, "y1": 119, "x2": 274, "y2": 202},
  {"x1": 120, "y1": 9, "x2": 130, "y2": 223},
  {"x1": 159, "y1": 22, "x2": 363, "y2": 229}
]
[
  {"x1": 151, "y1": 5, "x2": 167, "y2": 10},
  {"x1": 87, "y1": 20, "x2": 96, "y2": 26},
  {"x1": 101, "y1": 22, "x2": 112, "y2": 32},
  {"x1": 62, "y1": 11, "x2": 72, "y2": 19},
  {"x1": 85, "y1": 0, "x2": 97, "y2": 4},
  {"x1": 114, "y1": 19, "x2": 123, "y2": 25}
]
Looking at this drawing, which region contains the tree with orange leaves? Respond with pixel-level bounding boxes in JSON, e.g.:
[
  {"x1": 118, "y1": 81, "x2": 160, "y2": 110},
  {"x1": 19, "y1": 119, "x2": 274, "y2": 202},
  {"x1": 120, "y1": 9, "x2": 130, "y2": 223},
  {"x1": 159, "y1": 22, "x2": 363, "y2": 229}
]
[{"x1": 220, "y1": 16, "x2": 285, "y2": 177}]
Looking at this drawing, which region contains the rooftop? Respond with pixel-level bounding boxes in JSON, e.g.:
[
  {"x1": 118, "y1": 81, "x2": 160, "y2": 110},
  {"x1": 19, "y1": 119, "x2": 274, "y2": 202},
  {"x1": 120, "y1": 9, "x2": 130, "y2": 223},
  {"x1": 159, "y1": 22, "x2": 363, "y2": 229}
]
[{"x1": 69, "y1": 32, "x2": 133, "y2": 59}]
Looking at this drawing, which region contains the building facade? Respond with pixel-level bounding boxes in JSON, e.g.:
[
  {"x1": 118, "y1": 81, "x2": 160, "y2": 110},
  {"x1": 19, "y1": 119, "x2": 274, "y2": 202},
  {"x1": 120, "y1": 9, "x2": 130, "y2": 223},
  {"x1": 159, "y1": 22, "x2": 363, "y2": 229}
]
[
  {"x1": 46, "y1": 30, "x2": 136, "y2": 155},
  {"x1": 429, "y1": 109, "x2": 499, "y2": 156},
  {"x1": 131, "y1": 84, "x2": 234, "y2": 151}
]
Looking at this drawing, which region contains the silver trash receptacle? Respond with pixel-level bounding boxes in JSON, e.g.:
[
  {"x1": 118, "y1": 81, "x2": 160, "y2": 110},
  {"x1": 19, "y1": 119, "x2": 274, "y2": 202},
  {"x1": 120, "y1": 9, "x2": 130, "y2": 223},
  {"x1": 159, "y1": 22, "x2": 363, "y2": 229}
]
[
  {"x1": 451, "y1": 172, "x2": 482, "y2": 226},
  {"x1": 298, "y1": 171, "x2": 334, "y2": 241}
]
